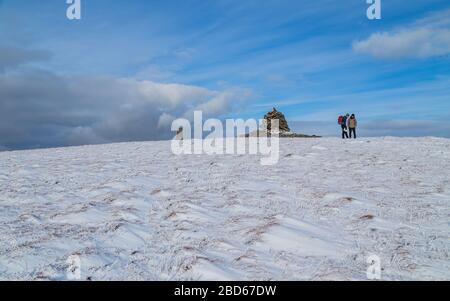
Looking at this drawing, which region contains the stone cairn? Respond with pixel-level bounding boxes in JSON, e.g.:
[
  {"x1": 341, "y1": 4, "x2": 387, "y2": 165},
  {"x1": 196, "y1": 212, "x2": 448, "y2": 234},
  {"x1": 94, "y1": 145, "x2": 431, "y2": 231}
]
[
  {"x1": 258, "y1": 107, "x2": 320, "y2": 138},
  {"x1": 264, "y1": 107, "x2": 291, "y2": 134}
]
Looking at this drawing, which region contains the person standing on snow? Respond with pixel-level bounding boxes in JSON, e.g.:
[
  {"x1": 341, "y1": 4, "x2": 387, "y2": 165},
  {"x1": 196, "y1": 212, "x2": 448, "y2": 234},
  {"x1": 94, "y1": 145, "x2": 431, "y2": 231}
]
[
  {"x1": 348, "y1": 114, "x2": 357, "y2": 139},
  {"x1": 339, "y1": 113, "x2": 350, "y2": 139}
]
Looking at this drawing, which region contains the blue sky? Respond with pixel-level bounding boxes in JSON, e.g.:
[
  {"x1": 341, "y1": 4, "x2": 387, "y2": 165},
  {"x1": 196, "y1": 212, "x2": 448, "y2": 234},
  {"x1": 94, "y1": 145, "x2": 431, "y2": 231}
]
[{"x1": 0, "y1": 0, "x2": 450, "y2": 150}]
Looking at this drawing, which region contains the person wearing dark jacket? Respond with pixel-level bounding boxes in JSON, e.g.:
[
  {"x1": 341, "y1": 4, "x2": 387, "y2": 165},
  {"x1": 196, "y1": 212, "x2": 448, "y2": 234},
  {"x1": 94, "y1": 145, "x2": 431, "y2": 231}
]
[
  {"x1": 348, "y1": 114, "x2": 357, "y2": 139},
  {"x1": 341, "y1": 113, "x2": 349, "y2": 139}
]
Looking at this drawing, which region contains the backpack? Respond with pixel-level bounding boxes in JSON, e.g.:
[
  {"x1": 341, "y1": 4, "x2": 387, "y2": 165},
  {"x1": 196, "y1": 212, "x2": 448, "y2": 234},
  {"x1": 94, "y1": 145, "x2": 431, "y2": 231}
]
[{"x1": 338, "y1": 116, "x2": 344, "y2": 125}]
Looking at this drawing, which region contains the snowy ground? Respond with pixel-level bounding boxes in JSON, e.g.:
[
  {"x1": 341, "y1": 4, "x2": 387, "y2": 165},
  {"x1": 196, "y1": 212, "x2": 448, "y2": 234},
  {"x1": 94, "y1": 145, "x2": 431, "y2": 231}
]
[{"x1": 0, "y1": 137, "x2": 449, "y2": 280}]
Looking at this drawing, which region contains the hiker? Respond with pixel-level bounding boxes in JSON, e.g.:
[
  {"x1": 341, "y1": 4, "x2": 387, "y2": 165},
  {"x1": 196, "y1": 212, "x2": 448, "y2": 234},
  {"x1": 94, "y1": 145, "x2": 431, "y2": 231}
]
[
  {"x1": 338, "y1": 113, "x2": 350, "y2": 139},
  {"x1": 348, "y1": 114, "x2": 357, "y2": 139}
]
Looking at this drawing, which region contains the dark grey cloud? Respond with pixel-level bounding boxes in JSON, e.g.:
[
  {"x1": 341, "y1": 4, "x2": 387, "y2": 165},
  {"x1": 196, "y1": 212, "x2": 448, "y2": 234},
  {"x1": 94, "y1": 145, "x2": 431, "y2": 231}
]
[
  {"x1": 0, "y1": 67, "x2": 247, "y2": 151},
  {"x1": 0, "y1": 46, "x2": 51, "y2": 71}
]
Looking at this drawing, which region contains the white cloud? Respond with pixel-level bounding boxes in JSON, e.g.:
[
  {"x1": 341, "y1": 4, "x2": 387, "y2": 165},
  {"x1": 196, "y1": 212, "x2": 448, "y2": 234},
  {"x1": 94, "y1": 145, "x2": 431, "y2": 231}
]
[
  {"x1": 353, "y1": 10, "x2": 450, "y2": 59},
  {"x1": 177, "y1": 87, "x2": 252, "y2": 121},
  {"x1": 157, "y1": 113, "x2": 176, "y2": 129}
]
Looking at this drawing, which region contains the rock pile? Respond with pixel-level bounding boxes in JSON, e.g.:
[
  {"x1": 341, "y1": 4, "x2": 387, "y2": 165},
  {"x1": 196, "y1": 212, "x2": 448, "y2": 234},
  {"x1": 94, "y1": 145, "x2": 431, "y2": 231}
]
[
  {"x1": 264, "y1": 107, "x2": 291, "y2": 133},
  {"x1": 245, "y1": 107, "x2": 320, "y2": 138}
]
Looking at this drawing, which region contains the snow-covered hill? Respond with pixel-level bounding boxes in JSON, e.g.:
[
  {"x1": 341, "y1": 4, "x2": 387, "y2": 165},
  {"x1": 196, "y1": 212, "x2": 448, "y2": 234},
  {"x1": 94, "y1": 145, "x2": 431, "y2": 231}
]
[{"x1": 0, "y1": 137, "x2": 449, "y2": 280}]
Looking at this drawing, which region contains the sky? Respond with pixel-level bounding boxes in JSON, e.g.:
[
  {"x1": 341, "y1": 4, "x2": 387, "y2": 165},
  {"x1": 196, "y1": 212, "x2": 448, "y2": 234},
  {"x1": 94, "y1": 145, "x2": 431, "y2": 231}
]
[{"x1": 0, "y1": 0, "x2": 449, "y2": 150}]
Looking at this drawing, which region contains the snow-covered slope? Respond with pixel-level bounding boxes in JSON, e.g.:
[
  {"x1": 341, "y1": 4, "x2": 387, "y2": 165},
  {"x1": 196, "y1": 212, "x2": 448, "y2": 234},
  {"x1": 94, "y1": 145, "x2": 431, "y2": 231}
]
[{"x1": 0, "y1": 137, "x2": 449, "y2": 280}]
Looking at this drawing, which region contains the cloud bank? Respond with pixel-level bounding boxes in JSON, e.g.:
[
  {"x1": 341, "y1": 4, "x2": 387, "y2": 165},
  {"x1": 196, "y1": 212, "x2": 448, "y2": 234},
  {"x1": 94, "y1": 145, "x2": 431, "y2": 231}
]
[
  {"x1": 0, "y1": 51, "x2": 248, "y2": 150},
  {"x1": 0, "y1": 46, "x2": 51, "y2": 71},
  {"x1": 290, "y1": 119, "x2": 450, "y2": 138},
  {"x1": 360, "y1": 119, "x2": 450, "y2": 137}
]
